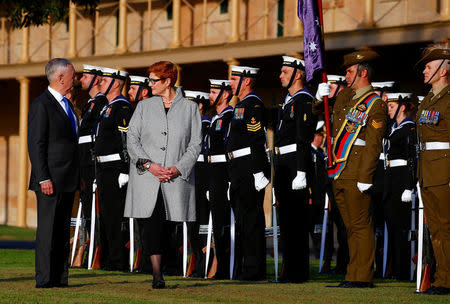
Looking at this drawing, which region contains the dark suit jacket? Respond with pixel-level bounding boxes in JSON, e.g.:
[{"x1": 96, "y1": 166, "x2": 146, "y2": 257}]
[{"x1": 28, "y1": 89, "x2": 79, "y2": 193}]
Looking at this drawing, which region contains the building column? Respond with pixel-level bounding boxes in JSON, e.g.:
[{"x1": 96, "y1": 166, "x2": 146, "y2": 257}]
[
  {"x1": 226, "y1": 58, "x2": 239, "y2": 107},
  {"x1": 175, "y1": 64, "x2": 182, "y2": 87},
  {"x1": 229, "y1": 0, "x2": 240, "y2": 42},
  {"x1": 263, "y1": 0, "x2": 269, "y2": 39},
  {"x1": 202, "y1": 0, "x2": 208, "y2": 45},
  {"x1": 67, "y1": 2, "x2": 78, "y2": 58},
  {"x1": 170, "y1": 0, "x2": 181, "y2": 48},
  {"x1": 146, "y1": 0, "x2": 153, "y2": 50},
  {"x1": 292, "y1": 1, "x2": 303, "y2": 36},
  {"x1": 19, "y1": 27, "x2": 29, "y2": 63},
  {"x1": 116, "y1": 0, "x2": 128, "y2": 54},
  {"x1": 17, "y1": 76, "x2": 30, "y2": 228},
  {"x1": 441, "y1": 0, "x2": 450, "y2": 20},
  {"x1": 361, "y1": 0, "x2": 375, "y2": 28}
]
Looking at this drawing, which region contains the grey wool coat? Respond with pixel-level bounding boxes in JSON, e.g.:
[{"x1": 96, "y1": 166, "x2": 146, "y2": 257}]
[{"x1": 124, "y1": 89, "x2": 202, "y2": 221}]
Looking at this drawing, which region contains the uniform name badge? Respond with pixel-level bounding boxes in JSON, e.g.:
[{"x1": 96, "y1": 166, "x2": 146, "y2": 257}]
[
  {"x1": 419, "y1": 110, "x2": 440, "y2": 125},
  {"x1": 215, "y1": 119, "x2": 223, "y2": 131},
  {"x1": 234, "y1": 107, "x2": 244, "y2": 120}
]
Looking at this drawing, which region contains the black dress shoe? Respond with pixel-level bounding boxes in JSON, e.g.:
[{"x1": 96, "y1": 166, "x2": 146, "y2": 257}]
[
  {"x1": 353, "y1": 281, "x2": 374, "y2": 288},
  {"x1": 53, "y1": 283, "x2": 69, "y2": 288},
  {"x1": 326, "y1": 281, "x2": 354, "y2": 288},
  {"x1": 425, "y1": 286, "x2": 450, "y2": 295},
  {"x1": 152, "y1": 280, "x2": 166, "y2": 289},
  {"x1": 36, "y1": 282, "x2": 53, "y2": 288}
]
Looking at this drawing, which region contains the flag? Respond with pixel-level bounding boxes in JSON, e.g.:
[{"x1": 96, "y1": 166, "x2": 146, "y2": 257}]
[{"x1": 298, "y1": 0, "x2": 324, "y2": 82}]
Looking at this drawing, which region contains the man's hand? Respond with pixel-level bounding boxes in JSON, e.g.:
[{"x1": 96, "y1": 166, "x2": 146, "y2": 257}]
[
  {"x1": 357, "y1": 182, "x2": 372, "y2": 193},
  {"x1": 292, "y1": 171, "x2": 307, "y2": 190},
  {"x1": 253, "y1": 172, "x2": 269, "y2": 191},
  {"x1": 315, "y1": 83, "x2": 330, "y2": 101},
  {"x1": 40, "y1": 181, "x2": 54, "y2": 196},
  {"x1": 401, "y1": 189, "x2": 412, "y2": 202},
  {"x1": 118, "y1": 173, "x2": 129, "y2": 188}
]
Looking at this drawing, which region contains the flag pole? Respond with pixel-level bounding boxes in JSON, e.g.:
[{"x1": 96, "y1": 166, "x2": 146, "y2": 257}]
[{"x1": 316, "y1": 0, "x2": 333, "y2": 168}]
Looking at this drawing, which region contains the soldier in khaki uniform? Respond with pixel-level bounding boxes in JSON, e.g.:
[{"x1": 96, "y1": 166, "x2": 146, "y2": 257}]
[
  {"x1": 415, "y1": 43, "x2": 450, "y2": 295},
  {"x1": 316, "y1": 50, "x2": 387, "y2": 288}
]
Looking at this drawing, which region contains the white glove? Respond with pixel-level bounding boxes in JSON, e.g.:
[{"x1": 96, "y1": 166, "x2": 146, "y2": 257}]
[
  {"x1": 253, "y1": 172, "x2": 269, "y2": 192},
  {"x1": 206, "y1": 191, "x2": 210, "y2": 201},
  {"x1": 315, "y1": 83, "x2": 330, "y2": 101},
  {"x1": 401, "y1": 189, "x2": 412, "y2": 202},
  {"x1": 227, "y1": 182, "x2": 231, "y2": 201},
  {"x1": 118, "y1": 173, "x2": 129, "y2": 188},
  {"x1": 357, "y1": 182, "x2": 372, "y2": 193},
  {"x1": 292, "y1": 171, "x2": 307, "y2": 190}
]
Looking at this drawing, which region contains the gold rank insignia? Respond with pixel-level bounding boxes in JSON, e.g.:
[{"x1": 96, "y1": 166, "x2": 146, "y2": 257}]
[
  {"x1": 304, "y1": 113, "x2": 307, "y2": 121},
  {"x1": 118, "y1": 126, "x2": 129, "y2": 132},
  {"x1": 371, "y1": 120, "x2": 383, "y2": 129},
  {"x1": 247, "y1": 117, "x2": 261, "y2": 132}
]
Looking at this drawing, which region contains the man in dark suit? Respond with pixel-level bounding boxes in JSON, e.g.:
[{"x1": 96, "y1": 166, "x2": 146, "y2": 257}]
[{"x1": 28, "y1": 58, "x2": 79, "y2": 288}]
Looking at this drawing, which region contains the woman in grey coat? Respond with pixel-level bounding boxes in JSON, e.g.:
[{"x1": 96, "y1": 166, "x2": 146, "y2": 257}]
[{"x1": 124, "y1": 61, "x2": 202, "y2": 288}]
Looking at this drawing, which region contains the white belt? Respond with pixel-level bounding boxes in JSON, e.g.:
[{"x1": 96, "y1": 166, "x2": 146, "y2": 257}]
[
  {"x1": 208, "y1": 154, "x2": 227, "y2": 163},
  {"x1": 228, "y1": 147, "x2": 251, "y2": 160},
  {"x1": 387, "y1": 159, "x2": 407, "y2": 167},
  {"x1": 97, "y1": 153, "x2": 121, "y2": 163},
  {"x1": 354, "y1": 138, "x2": 366, "y2": 146},
  {"x1": 275, "y1": 144, "x2": 296, "y2": 155},
  {"x1": 379, "y1": 153, "x2": 385, "y2": 160},
  {"x1": 78, "y1": 135, "x2": 94, "y2": 144},
  {"x1": 423, "y1": 141, "x2": 450, "y2": 150},
  {"x1": 197, "y1": 154, "x2": 205, "y2": 162}
]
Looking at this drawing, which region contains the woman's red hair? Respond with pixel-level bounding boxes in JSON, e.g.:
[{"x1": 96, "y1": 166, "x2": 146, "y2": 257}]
[{"x1": 148, "y1": 61, "x2": 178, "y2": 87}]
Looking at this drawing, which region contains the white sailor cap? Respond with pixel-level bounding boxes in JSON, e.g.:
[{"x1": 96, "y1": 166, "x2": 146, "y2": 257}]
[
  {"x1": 230, "y1": 65, "x2": 259, "y2": 77},
  {"x1": 209, "y1": 79, "x2": 231, "y2": 90},
  {"x1": 282, "y1": 55, "x2": 305, "y2": 70},
  {"x1": 129, "y1": 75, "x2": 150, "y2": 87},
  {"x1": 371, "y1": 81, "x2": 395, "y2": 90},
  {"x1": 327, "y1": 75, "x2": 346, "y2": 84},
  {"x1": 184, "y1": 90, "x2": 210, "y2": 101},
  {"x1": 82, "y1": 64, "x2": 103, "y2": 75},
  {"x1": 316, "y1": 120, "x2": 325, "y2": 131},
  {"x1": 385, "y1": 93, "x2": 413, "y2": 102},
  {"x1": 100, "y1": 67, "x2": 128, "y2": 80}
]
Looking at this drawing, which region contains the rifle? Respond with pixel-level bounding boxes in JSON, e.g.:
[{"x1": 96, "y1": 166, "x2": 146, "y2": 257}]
[
  {"x1": 415, "y1": 181, "x2": 425, "y2": 293},
  {"x1": 318, "y1": 193, "x2": 329, "y2": 273},
  {"x1": 264, "y1": 127, "x2": 279, "y2": 281},
  {"x1": 129, "y1": 218, "x2": 134, "y2": 272},
  {"x1": 70, "y1": 198, "x2": 83, "y2": 266},
  {"x1": 87, "y1": 181, "x2": 97, "y2": 269}
]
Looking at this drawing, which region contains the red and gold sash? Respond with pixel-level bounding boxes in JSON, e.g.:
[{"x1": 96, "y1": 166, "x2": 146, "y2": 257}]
[{"x1": 328, "y1": 92, "x2": 380, "y2": 179}]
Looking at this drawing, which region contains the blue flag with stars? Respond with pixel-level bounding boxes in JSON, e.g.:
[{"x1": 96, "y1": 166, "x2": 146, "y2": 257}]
[{"x1": 298, "y1": 0, "x2": 324, "y2": 82}]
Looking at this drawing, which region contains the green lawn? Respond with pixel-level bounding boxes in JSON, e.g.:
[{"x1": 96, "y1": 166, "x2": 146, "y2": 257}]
[
  {"x1": 0, "y1": 225, "x2": 36, "y2": 241},
  {"x1": 0, "y1": 249, "x2": 447, "y2": 304}
]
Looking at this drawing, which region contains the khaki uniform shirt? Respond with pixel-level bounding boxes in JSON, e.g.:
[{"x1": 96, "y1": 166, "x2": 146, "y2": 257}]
[
  {"x1": 332, "y1": 85, "x2": 387, "y2": 183},
  {"x1": 416, "y1": 84, "x2": 450, "y2": 187}
]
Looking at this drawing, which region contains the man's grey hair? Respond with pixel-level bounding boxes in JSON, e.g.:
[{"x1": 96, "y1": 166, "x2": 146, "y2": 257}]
[{"x1": 45, "y1": 58, "x2": 73, "y2": 82}]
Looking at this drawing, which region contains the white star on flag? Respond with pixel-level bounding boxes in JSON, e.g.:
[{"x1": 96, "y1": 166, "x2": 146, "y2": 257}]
[{"x1": 309, "y1": 41, "x2": 317, "y2": 52}]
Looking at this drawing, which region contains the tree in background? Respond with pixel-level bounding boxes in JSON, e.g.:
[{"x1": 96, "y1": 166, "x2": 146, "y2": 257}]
[{"x1": 0, "y1": 0, "x2": 99, "y2": 28}]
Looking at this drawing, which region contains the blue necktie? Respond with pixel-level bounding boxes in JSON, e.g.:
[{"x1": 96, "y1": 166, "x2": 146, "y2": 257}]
[{"x1": 63, "y1": 97, "x2": 77, "y2": 136}]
